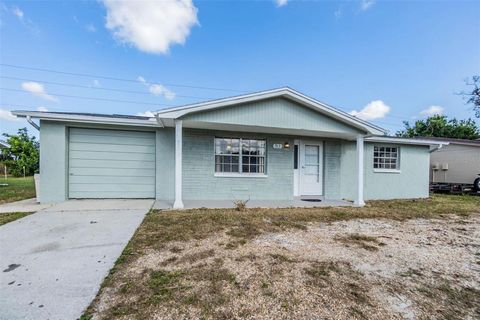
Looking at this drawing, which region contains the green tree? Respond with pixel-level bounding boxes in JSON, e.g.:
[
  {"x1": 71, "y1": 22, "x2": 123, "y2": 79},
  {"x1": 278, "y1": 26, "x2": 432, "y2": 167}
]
[
  {"x1": 2, "y1": 128, "x2": 39, "y2": 177},
  {"x1": 464, "y1": 75, "x2": 480, "y2": 118},
  {"x1": 396, "y1": 115, "x2": 480, "y2": 140}
]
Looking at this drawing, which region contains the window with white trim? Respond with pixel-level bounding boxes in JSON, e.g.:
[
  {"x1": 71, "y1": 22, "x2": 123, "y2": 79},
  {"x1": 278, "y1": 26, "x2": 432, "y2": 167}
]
[
  {"x1": 373, "y1": 146, "x2": 400, "y2": 170},
  {"x1": 215, "y1": 138, "x2": 266, "y2": 174}
]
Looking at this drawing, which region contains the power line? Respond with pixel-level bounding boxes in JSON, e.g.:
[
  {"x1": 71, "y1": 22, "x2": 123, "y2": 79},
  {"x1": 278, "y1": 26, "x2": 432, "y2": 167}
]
[
  {"x1": 0, "y1": 87, "x2": 180, "y2": 108},
  {"x1": 0, "y1": 75, "x2": 215, "y2": 100},
  {"x1": 0, "y1": 63, "x2": 248, "y2": 93},
  {"x1": 1, "y1": 103, "x2": 71, "y2": 112},
  {"x1": 0, "y1": 63, "x2": 418, "y2": 121},
  {"x1": 0, "y1": 87, "x2": 411, "y2": 127},
  {"x1": 1, "y1": 101, "x2": 406, "y2": 129},
  {"x1": 0, "y1": 63, "x2": 417, "y2": 124}
]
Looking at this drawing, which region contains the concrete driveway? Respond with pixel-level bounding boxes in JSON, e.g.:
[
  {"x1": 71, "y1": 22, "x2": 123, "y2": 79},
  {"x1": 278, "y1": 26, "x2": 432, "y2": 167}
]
[{"x1": 0, "y1": 199, "x2": 153, "y2": 320}]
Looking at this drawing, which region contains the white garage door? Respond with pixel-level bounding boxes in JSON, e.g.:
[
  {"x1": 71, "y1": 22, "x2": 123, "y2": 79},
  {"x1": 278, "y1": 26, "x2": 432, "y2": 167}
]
[{"x1": 68, "y1": 128, "x2": 156, "y2": 199}]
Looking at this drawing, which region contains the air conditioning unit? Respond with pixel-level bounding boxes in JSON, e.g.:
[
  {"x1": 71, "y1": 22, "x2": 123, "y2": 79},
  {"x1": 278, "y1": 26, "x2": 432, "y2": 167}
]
[
  {"x1": 432, "y1": 163, "x2": 440, "y2": 170},
  {"x1": 441, "y1": 163, "x2": 449, "y2": 170}
]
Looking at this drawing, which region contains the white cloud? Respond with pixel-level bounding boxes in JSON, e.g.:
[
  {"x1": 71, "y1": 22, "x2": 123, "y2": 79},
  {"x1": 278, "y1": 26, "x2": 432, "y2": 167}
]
[
  {"x1": 102, "y1": 0, "x2": 198, "y2": 54},
  {"x1": 92, "y1": 79, "x2": 101, "y2": 87},
  {"x1": 137, "y1": 76, "x2": 176, "y2": 100},
  {"x1": 0, "y1": 109, "x2": 19, "y2": 122},
  {"x1": 360, "y1": 0, "x2": 375, "y2": 11},
  {"x1": 420, "y1": 105, "x2": 444, "y2": 117},
  {"x1": 21, "y1": 82, "x2": 58, "y2": 102},
  {"x1": 137, "y1": 111, "x2": 155, "y2": 117},
  {"x1": 275, "y1": 0, "x2": 288, "y2": 7},
  {"x1": 148, "y1": 84, "x2": 175, "y2": 100},
  {"x1": 85, "y1": 23, "x2": 96, "y2": 32},
  {"x1": 37, "y1": 107, "x2": 48, "y2": 112},
  {"x1": 12, "y1": 6, "x2": 23, "y2": 20},
  {"x1": 350, "y1": 100, "x2": 390, "y2": 120}
]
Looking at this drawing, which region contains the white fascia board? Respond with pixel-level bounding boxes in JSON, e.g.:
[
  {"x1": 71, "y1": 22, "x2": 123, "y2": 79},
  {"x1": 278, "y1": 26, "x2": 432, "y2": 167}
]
[
  {"x1": 156, "y1": 87, "x2": 387, "y2": 136},
  {"x1": 12, "y1": 111, "x2": 159, "y2": 127},
  {"x1": 365, "y1": 136, "x2": 450, "y2": 146},
  {"x1": 286, "y1": 91, "x2": 387, "y2": 135}
]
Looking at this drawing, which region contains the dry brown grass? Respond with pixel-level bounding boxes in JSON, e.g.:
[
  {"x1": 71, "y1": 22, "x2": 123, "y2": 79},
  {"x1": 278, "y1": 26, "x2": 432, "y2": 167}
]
[
  {"x1": 336, "y1": 233, "x2": 384, "y2": 251},
  {"x1": 84, "y1": 195, "x2": 480, "y2": 320},
  {"x1": 112, "y1": 195, "x2": 478, "y2": 257}
]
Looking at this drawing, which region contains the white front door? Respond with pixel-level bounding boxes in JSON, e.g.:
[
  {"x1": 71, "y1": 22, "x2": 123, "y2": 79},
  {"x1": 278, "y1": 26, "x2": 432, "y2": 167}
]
[{"x1": 299, "y1": 141, "x2": 323, "y2": 196}]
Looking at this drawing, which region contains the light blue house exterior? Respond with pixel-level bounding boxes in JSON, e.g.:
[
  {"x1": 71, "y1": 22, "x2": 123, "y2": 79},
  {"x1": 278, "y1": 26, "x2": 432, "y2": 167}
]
[{"x1": 13, "y1": 88, "x2": 443, "y2": 207}]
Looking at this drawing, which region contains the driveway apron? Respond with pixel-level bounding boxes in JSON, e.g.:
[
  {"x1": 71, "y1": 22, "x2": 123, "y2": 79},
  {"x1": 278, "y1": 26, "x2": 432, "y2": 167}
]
[{"x1": 0, "y1": 199, "x2": 152, "y2": 320}]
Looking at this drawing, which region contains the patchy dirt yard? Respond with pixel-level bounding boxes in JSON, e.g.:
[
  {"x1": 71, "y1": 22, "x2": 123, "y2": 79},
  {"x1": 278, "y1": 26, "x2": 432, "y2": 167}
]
[{"x1": 85, "y1": 196, "x2": 480, "y2": 320}]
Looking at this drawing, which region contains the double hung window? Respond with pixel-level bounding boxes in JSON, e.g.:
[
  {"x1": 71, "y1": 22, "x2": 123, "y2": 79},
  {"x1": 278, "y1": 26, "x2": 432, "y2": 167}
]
[{"x1": 214, "y1": 138, "x2": 266, "y2": 174}]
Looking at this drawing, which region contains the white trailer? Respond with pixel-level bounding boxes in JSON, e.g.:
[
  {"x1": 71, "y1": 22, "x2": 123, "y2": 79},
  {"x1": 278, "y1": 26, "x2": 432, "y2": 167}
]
[{"x1": 427, "y1": 137, "x2": 480, "y2": 193}]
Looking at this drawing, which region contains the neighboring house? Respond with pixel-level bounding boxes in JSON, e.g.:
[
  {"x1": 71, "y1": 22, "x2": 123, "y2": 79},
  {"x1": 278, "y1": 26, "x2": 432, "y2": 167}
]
[
  {"x1": 13, "y1": 88, "x2": 445, "y2": 207},
  {"x1": 0, "y1": 141, "x2": 10, "y2": 177},
  {"x1": 424, "y1": 137, "x2": 480, "y2": 185},
  {"x1": 0, "y1": 140, "x2": 10, "y2": 150}
]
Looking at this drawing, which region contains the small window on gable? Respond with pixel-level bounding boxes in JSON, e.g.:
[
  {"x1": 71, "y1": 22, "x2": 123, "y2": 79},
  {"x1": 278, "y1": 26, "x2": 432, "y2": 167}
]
[{"x1": 373, "y1": 146, "x2": 400, "y2": 170}]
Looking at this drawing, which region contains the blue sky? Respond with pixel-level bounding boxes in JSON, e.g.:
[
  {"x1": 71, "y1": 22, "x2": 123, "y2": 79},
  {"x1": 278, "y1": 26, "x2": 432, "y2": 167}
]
[{"x1": 1, "y1": 0, "x2": 479, "y2": 137}]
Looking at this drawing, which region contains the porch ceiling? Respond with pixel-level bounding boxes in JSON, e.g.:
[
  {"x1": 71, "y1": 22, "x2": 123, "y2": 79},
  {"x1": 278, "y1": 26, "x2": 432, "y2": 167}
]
[{"x1": 178, "y1": 120, "x2": 360, "y2": 140}]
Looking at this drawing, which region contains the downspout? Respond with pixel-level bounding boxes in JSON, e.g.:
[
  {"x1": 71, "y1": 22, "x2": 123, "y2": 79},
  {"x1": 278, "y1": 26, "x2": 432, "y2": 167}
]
[
  {"x1": 429, "y1": 143, "x2": 446, "y2": 184},
  {"x1": 429, "y1": 143, "x2": 444, "y2": 153},
  {"x1": 26, "y1": 116, "x2": 40, "y2": 131}
]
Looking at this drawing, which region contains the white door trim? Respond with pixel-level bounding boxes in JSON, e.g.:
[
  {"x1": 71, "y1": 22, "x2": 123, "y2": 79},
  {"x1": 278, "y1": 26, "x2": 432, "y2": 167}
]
[{"x1": 299, "y1": 140, "x2": 324, "y2": 196}]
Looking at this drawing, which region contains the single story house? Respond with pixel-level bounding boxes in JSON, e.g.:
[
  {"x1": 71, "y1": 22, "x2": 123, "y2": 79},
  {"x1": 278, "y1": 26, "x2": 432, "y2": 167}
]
[{"x1": 13, "y1": 88, "x2": 445, "y2": 207}]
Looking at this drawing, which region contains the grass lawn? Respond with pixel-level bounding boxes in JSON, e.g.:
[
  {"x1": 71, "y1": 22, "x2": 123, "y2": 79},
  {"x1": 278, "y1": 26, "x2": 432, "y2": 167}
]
[
  {"x1": 85, "y1": 195, "x2": 480, "y2": 320},
  {"x1": 0, "y1": 176, "x2": 36, "y2": 204},
  {"x1": 0, "y1": 212, "x2": 33, "y2": 226}
]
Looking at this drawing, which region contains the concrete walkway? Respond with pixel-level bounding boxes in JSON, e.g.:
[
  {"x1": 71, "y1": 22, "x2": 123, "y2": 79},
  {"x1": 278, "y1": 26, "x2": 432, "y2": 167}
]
[
  {"x1": 0, "y1": 199, "x2": 153, "y2": 320},
  {"x1": 0, "y1": 198, "x2": 53, "y2": 214},
  {"x1": 153, "y1": 198, "x2": 353, "y2": 210}
]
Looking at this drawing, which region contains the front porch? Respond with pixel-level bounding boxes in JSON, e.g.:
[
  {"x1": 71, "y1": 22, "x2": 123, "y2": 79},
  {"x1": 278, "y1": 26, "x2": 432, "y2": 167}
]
[
  {"x1": 154, "y1": 90, "x2": 385, "y2": 209},
  {"x1": 168, "y1": 122, "x2": 367, "y2": 209}
]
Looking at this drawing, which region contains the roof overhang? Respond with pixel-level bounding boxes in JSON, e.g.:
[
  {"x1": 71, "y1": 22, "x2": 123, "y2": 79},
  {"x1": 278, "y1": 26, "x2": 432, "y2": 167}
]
[
  {"x1": 156, "y1": 87, "x2": 387, "y2": 136},
  {"x1": 180, "y1": 120, "x2": 361, "y2": 140},
  {"x1": 414, "y1": 137, "x2": 480, "y2": 147},
  {"x1": 12, "y1": 111, "x2": 158, "y2": 128},
  {"x1": 365, "y1": 136, "x2": 450, "y2": 147}
]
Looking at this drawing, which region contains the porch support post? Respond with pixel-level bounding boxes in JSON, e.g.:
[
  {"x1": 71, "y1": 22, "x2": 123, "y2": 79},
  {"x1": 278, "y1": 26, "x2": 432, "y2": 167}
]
[
  {"x1": 173, "y1": 120, "x2": 184, "y2": 209},
  {"x1": 354, "y1": 134, "x2": 365, "y2": 207}
]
